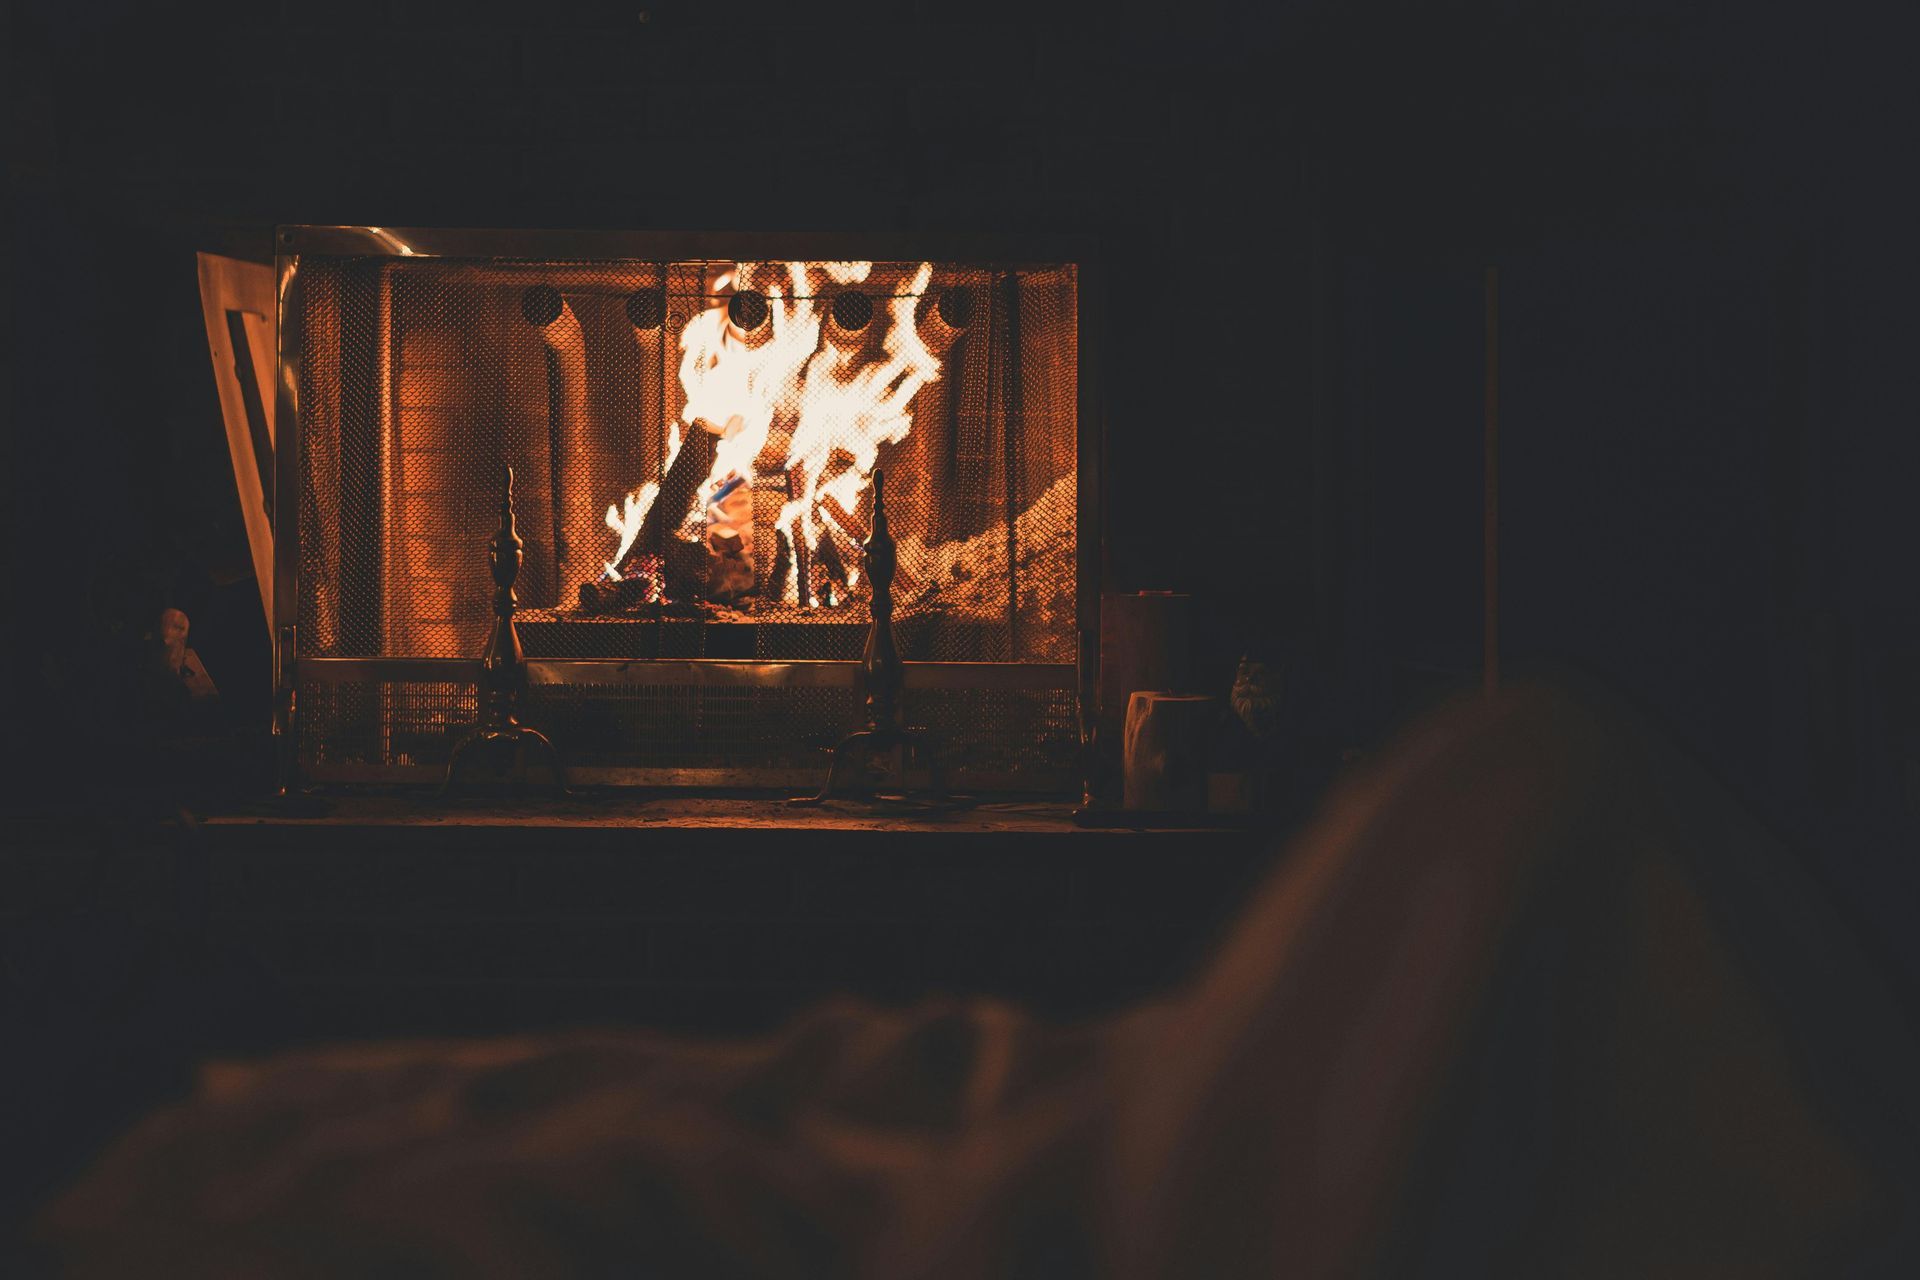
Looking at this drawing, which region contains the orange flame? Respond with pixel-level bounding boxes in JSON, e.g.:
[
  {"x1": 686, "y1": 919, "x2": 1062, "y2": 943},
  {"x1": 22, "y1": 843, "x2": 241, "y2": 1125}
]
[{"x1": 601, "y1": 260, "x2": 943, "y2": 605}]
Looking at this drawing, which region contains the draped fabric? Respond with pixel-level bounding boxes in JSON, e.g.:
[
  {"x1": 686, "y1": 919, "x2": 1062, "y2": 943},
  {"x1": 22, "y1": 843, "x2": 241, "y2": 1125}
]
[{"x1": 40, "y1": 686, "x2": 1920, "y2": 1276}]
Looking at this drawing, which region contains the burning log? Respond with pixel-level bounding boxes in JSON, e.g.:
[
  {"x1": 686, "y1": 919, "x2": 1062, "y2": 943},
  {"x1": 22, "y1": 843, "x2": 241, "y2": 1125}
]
[
  {"x1": 588, "y1": 260, "x2": 955, "y2": 616},
  {"x1": 707, "y1": 529, "x2": 755, "y2": 604},
  {"x1": 769, "y1": 526, "x2": 794, "y2": 603},
  {"x1": 814, "y1": 534, "x2": 848, "y2": 603},
  {"x1": 618, "y1": 425, "x2": 718, "y2": 578},
  {"x1": 577, "y1": 576, "x2": 651, "y2": 615},
  {"x1": 581, "y1": 425, "x2": 730, "y2": 612},
  {"x1": 661, "y1": 537, "x2": 715, "y2": 601},
  {"x1": 814, "y1": 501, "x2": 866, "y2": 597}
]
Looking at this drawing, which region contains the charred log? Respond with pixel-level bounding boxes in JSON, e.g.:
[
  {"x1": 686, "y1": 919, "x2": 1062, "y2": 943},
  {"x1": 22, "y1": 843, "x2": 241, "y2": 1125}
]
[
  {"x1": 660, "y1": 538, "x2": 714, "y2": 601},
  {"x1": 815, "y1": 534, "x2": 848, "y2": 601},
  {"x1": 577, "y1": 576, "x2": 651, "y2": 615},
  {"x1": 770, "y1": 527, "x2": 794, "y2": 603},
  {"x1": 625, "y1": 427, "x2": 718, "y2": 574},
  {"x1": 707, "y1": 528, "x2": 755, "y2": 604},
  {"x1": 708, "y1": 549, "x2": 755, "y2": 604}
]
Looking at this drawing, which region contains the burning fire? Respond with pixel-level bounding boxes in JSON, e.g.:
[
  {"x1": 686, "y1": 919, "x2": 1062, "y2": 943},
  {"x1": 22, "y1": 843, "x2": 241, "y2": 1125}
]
[
  {"x1": 601, "y1": 480, "x2": 664, "y2": 593},
  {"x1": 600, "y1": 260, "x2": 944, "y2": 607}
]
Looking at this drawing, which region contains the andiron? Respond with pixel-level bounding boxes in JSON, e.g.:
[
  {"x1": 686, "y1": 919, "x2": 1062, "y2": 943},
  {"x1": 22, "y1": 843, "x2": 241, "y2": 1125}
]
[
  {"x1": 444, "y1": 466, "x2": 566, "y2": 796},
  {"x1": 790, "y1": 469, "x2": 962, "y2": 810}
]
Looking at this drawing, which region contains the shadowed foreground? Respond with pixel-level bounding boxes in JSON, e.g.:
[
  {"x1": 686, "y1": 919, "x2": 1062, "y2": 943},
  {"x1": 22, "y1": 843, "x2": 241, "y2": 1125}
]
[{"x1": 34, "y1": 685, "x2": 1920, "y2": 1276}]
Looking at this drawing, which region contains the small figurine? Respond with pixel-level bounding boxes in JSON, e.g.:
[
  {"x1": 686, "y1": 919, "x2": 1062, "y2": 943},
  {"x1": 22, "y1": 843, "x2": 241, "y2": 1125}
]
[
  {"x1": 1229, "y1": 652, "x2": 1279, "y2": 743},
  {"x1": 151, "y1": 607, "x2": 219, "y2": 703},
  {"x1": 135, "y1": 605, "x2": 221, "y2": 737},
  {"x1": 1207, "y1": 652, "x2": 1284, "y2": 814}
]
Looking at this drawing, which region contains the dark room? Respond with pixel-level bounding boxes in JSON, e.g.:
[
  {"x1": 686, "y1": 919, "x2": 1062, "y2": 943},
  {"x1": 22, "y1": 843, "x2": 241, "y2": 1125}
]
[{"x1": 5, "y1": 0, "x2": 1919, "y2": 1274}]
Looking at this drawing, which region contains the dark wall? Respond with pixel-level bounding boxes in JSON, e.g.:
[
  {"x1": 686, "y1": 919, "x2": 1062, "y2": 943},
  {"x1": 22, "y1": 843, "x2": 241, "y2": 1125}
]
[
  {"x1": 5, "y1": 0, "x2": 1316, "y2": 786},
  {"x1": 8, "y1": 0, "x2": 1917, "y2": 855},
  {"x1": 1297, "y1": 0, "x2": 1919, "y2": 968}
]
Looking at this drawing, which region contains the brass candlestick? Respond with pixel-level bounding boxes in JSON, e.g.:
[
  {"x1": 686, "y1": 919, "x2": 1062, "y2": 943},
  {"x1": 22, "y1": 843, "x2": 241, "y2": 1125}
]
[{"x1": 444, "y1": 466, "x2": 565, "y2": 796}]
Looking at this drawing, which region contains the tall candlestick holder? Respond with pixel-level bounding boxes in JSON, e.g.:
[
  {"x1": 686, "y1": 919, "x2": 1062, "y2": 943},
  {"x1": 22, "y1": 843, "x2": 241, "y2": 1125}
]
[
  {"x1": 790, "y1": 469, "x2": 958, "y2": 809},
  {"x1": 444, "y1": 466, "x2": 565, "y2": 796}
]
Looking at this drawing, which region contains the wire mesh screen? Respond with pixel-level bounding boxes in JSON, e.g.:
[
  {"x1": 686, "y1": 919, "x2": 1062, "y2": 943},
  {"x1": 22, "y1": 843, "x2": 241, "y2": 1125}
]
[
  {"x1": 298, "y1": 676, "x2": 1077, "y2": 785},
  {"x1": 298, "y1": 679, "x2": 478, "y2": 773},
  {"x1": 295, "y1": 257, "x2": 1077, "y2": 664}
]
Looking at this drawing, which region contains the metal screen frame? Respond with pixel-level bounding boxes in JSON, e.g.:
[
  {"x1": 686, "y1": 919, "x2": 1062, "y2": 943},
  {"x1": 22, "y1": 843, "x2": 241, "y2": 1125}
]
[{"x1": 273, "y1": 226, "x2": 1102, "y2": 788}]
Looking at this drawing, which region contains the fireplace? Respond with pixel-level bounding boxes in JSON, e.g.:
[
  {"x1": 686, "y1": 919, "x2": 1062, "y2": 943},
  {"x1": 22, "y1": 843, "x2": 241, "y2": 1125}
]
[{"x1": 237, "y1": 228, "x2": 1096, "y2": 790}]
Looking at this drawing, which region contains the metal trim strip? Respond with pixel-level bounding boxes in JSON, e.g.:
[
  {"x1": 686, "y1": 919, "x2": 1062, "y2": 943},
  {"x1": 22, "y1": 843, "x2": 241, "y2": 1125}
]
[
  {"x1": 294, "y1": 657, "x2": 1078, "y2": 691},
  {"x1": 275, "y1": 225, "x2": 1094, "y2": 268},
  {"x1": 298, "y1": 763, "x2": 1070, "y2": 791}
]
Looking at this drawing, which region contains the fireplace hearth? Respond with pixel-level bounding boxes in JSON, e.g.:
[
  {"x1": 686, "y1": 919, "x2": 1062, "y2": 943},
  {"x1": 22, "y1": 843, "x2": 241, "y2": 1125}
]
[{"x1": 209, "y1": 228, "x2": 1098, "y2": 791}]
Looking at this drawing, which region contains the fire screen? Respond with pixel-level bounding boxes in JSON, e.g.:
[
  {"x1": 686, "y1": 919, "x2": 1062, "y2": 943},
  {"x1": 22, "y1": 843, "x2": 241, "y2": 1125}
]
[{"x1": 274, "y1": 229, "x2": 1092, "y2": 787}]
